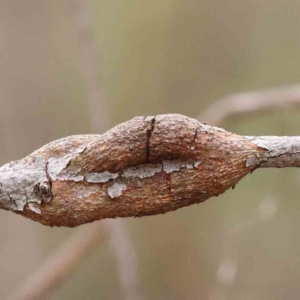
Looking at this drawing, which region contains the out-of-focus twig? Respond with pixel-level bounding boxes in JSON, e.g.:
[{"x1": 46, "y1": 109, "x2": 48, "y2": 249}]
[
  {"x1": 198, "y1": 84, "x2": 300, "y2": 126},
  {"x1": 208, "y1": 194, "x2": 279, "y2": 300},
  {"x1": 107, "y1": 219, "x2": 144, "y2": 300},
  {"x1": 74, "y1": 1, "x2": 144, "y2": 300},
  {"x1": 7, "y1": 223, "x2": 107, "y2": 300},
  {"x1": 74, "y1": 0, "x2": 110, "y2": 132},
  {"x1": 7, "y1": 1, "x2": 144, "y2": 300}
]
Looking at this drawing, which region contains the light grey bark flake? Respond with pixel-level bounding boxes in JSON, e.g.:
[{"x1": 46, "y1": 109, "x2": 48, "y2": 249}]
[
  {"x1": 108, "y1": 183, "x2": 127, "y2": 198},
  {"x1": 86, "y1": 171, "x2": 118, "y2": 183}
]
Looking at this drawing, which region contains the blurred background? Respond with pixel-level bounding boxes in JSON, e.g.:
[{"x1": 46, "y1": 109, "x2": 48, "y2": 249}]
[{"x1": 1, "y1": 1, "x2": 300, "y2": 299}]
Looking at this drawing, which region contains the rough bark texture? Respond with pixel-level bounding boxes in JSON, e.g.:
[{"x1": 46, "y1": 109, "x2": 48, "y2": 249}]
[
  {"x1": 0, "y1": 114, "x2": 272, "y2": 227},
  {"x1": 246, "y1": 136, "x2": 300, "y2": 168}
]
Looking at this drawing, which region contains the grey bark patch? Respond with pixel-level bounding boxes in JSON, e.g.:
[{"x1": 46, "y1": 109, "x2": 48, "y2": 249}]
[
  {"x1": 108, "y1": 183, "x2": 127, "y2": 198},
  {"x1": 28, "y1": 203, "x2": 41, "y2": 214},
  {"x1": 122, "y1": 164, "x2": 162, "y2": 179},
  {"x1": 162, "y1": 160, "x2": 187, "y2": 173},
  {"x1": 47, "y1": 145, "x2": 86, "y2": 181},
  {"x1": 194, "y1": 160, "x2": 203, "y2": 168},
  {"x1": 247, "y1": 136, "x2": 300, "y2": 168},
  {"x1": 162, "y1": 160, "x2": 203, "y2": 173},
  {"x1": 246, "y1": 156, "x2": 259, "y2": 167},
  {"x1": 86, "y1": 171, "x2": 118, "y2": 183},
  {"x1": 0, "y1": 158, "x2": 48, "y2": 211},
  {"x1": 56, "y1": 166, "x2": 84, "y2": 182}
]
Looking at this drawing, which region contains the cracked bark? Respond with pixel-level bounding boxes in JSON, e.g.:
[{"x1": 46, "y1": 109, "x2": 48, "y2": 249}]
[
  {"x1": 0, "y1": 114, "x2": 298, "y2": 227},
  {"x1": 146, "y1": 117, "x2": 155, "y2": 163}
]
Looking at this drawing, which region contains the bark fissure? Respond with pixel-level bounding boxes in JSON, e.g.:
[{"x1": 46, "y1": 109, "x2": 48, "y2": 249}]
[
  {"x1": 146, "y1": 117, "x2": 156, "y2": 163},
  {"x1": 193, "y1": 128, "x2": 198, "y2": 143},
  {"x1": 45, "y1": 161, "x2": 53, "y2": 200}
]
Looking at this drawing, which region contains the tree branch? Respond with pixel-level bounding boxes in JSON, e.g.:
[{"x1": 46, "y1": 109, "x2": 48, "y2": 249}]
[
  {"x1": 6, "y1": 223, "x2": 107, "y2": 300},
  {"x1": 246, "y1": 136, "x2": 300, "y2": 167},
  {"x1": 74, "y1": 0, "x2": 110, "y2": 132},
  {"x1": 2, "y1": 113, "x2": 294, "y2": 227},
  {"x1": 198, "y1": 84, "x2": 300, "y2": 125}
]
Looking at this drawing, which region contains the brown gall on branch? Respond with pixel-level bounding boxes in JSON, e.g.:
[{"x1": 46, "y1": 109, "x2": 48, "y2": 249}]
[{"x1": 0, "y1": 114, "x2": 296, "y2": 227}]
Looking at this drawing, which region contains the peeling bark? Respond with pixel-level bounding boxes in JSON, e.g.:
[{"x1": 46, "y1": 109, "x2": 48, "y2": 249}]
[
  {"x1": 0, "y1": 114, "x2": 295, "y2": 227},
  {"x1": 246, "y1": 136, "x2": 300, "y2": 168}
]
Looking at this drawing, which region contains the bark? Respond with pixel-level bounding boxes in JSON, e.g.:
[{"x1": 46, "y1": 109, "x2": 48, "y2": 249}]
[
  {"x1": 246, "y1": 136, "x2": 300, "y2": 168},
  {"x1": 0, "y1": 114, "x2": 296, "y2": 227}
]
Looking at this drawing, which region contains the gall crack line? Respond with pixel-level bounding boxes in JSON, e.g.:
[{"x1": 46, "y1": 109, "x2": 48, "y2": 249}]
[{"x1": 146, "y1": 117, "x2": 156, "y2": 163}]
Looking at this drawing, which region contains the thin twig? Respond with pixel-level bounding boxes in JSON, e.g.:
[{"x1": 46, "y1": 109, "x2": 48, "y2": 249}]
[
  {"x1": 107, "y1": 219, "x2": 144, "y2": 300},
  {"x1": 74, "y1": 1, "x2": 144, "y2": 300},
  {"x1": 198, "y1": 84, "x2": 300, "y2": 126},
  {"x1": 7, "y1": 223, "x2": 107, "y2": 300},
  {"x1": 74, "y1": 0, "x2": 110, "y2": 132}
]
